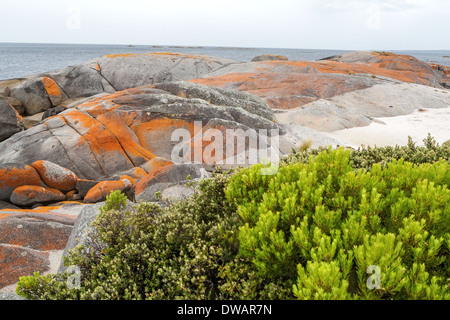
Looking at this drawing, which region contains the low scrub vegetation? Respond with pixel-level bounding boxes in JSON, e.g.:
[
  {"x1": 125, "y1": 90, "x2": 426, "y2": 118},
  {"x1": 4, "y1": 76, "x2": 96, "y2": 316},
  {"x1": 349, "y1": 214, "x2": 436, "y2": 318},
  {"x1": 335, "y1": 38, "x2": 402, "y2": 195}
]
[{"x1": 16, "y1": 136, "x2": 450, "y2": 300}]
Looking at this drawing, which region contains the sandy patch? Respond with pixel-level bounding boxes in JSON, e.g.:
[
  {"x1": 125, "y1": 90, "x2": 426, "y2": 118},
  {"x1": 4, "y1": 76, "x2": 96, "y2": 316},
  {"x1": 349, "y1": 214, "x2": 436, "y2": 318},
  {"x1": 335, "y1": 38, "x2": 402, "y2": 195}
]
[{"x1": 326, "y1": 107, "x2": 450, "y2": 148}]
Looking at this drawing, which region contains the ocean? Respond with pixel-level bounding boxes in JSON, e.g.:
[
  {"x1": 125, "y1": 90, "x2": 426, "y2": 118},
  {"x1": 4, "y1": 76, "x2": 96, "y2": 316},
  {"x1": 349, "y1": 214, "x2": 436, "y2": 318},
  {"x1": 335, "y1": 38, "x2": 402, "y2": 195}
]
[{"x1": 1, "y1": 42, "x2": 450, "y2": 81}]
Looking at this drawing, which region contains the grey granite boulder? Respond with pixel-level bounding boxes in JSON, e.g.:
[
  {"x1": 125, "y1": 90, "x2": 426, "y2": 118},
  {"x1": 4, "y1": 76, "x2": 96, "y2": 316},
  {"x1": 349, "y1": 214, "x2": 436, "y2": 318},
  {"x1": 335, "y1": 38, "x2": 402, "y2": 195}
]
[
  {"x1": 134, "y1": 164, "x2": 210, "y2": 203},
  {"x1": 6, "y1": 52, "x2": 240, "y2": 115},
  {"x1": 0, "y1": 81, "x2": 281, "y2": 181},
  {"x1": 0, "y1": 98, "x2": 24, "y2": 142}
]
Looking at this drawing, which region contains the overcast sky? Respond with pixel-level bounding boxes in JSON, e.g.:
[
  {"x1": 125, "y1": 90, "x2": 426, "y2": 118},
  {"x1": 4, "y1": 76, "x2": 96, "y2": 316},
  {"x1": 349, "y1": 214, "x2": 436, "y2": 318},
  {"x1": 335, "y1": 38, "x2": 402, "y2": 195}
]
[{"x1": 1, "y1": 0, "x2": 449, "y2": 50}]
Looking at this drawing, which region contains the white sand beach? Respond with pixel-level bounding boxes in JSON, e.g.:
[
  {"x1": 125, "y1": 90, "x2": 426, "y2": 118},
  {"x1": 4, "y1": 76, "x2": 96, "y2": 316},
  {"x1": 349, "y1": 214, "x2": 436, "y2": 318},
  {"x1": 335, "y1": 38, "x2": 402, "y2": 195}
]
[{"x1": 326, "y1": 107, "x2": 450, "y2": 148}]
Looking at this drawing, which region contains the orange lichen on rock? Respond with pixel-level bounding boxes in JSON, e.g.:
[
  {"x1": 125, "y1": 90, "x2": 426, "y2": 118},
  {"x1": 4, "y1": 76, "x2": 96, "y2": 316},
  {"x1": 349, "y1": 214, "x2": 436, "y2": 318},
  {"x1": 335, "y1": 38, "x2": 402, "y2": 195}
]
[
  {"x1": 134, "y1": 118, "x2": 195, "y2": 153},
  {"x1": 95, "y1": 110, "x2": 159, "y2": 164},
  {"x1": 104, "y1": 53, "x2": 140, "y2": 59},
  {"x1": 61, "y1": 110, "x2": 135, "y2": 167},
  {"x1": 84, "y1": 179, "x2": 132, "y2": 203},
  {"x1": 42, "y1": 77, "x2": 61, "y2": 98},
  {"x1": 0, "y1": 213, "x2": 73, "y2": 250},
  {"x1": 134, "y1": 165, "x2": 170, "y2": 196},
  {"x1": 31, "y1": 160, "x2": 79, "y2": 192},
  {"x1": 119, "y1": 175, "x2": 136, "y2": 185},
  {"x1": 192, "y1": 72, "x2": 375, "y2": 109},
  {"x1": 0, "y1": 164, "x2": 43, "y2": 201},
  {"x1": 140, "y1": 157, "x2": 174, "y2": 175},
  {"x1": 0, "y1": 246, "x2": 49, "y2": 288},
  {"x1": 191, "y1": 52, "x2": 447, "y2": 110},
  {"x1": 10, "y1": 185, "x2": 66, "y2": 206},
  {"x1": 77, "y1": 91, "x2": 125, "y2": 117},
  {"x1": 123, "y1": 167, "x2": 148, "y2": 180},
  {"x1": 0, "y1": 205, "x2": 62, "y2": 214}
]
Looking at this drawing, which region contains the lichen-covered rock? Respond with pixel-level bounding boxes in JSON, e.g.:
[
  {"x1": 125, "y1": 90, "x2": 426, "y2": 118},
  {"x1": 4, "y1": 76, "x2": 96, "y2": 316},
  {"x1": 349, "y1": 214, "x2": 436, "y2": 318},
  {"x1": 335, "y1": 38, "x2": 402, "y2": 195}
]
[
  {"x1": 0, "y1": 206, "x2": 79, "y2": 290},
  {"x1": 7, "y1": 53, "x2": 239, "y2": 116},
  {"x1": 0, "y1": 164, "x2": 43, "y2": 201},
  {"x1": 42, "y1": 105, "x2": 67, "y2": 120},
  {"x1": 134, "y1": 164, "x2": 209, "y2": 202},
  {"x1": 0, "y1": 200, "x2": 20, "y2": 210},
  {"x1": 76, "y1": 179, "x2": 101, "y2": 199},
  {"x1": 192, "y1": 51, "x2": 450, "y2": 112},
  {"x1": 251, "y1": 54, "x2": 288, "y2": 62},
  {"x1": 10, "y1": 77, "x2": 65, "y2": 115},
  {"x1": 160, "y1": 184, "x2": 195, "y2": 202},
  {"x1": 0, "y1": 245, "x2": 49, "y2": 289},
  {"x1": 0, "y1": 98, "x2": 24, "y2": 142},
  {"x1": 0, "y1": 212, "x2": 73, "y2": 250},
  {"x1": 0, "y1": 81, "x2": 279, "y2": 182},
  {"x1": 10, "y1": 186, "x2": 66, "y2": 206},
  {"x1": 31, "y1": 160, "x2": 79, "y2": 192},
  {"x1": 65, "y1": 190, "x2": 81, "y2": 201},
  {"x1": 83, "y1": 178, "x2": 133, "y2": 203}
]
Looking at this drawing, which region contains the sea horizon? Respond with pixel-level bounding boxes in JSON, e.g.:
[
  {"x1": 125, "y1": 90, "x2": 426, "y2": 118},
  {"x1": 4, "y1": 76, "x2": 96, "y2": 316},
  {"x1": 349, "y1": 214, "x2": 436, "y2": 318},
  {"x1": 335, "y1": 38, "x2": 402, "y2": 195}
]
[{"x1": 1, "y1": 42, "x2": 450, "y2": 80}]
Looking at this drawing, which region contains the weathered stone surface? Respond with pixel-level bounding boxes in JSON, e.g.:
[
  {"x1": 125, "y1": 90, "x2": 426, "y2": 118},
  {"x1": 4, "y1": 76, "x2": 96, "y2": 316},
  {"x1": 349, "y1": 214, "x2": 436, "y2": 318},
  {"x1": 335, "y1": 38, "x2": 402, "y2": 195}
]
[
  {"x1": 0, "y1": 213, "x2": 73, "y2": 250},
  {"x1": 140, "y1": 157, "x2": 175, "y2": 174},
  {"x1": 0, "y1": 205, "x2": 80, "y2": 292},
  {"x1": 0, "y1": 292, "x2": 26, "y2": 300},
  {"x1": 10, "y1": 77, "x2": 65, "y2": 115},
  {"x1": 84, "y1": 178, "x2": 133, "y2": 203},
  {"x1": 6, "y1": 53, "x2": 239, "y2": 115},
  {"x1": 31, "y1": 160, "x2": 79, "y2": 192},
  {"x1": 194, "y1": 72, "x2": 379, "y2": 110},
  {"x1": 0, "y1": 95, "x2": 25, "y2": 115},
  {"x1": 0, "y1": 98, "x2": 24, "y2": 142},
  {"x1": 251, "y1": 54, "x2": 288, "y2": 62},
  {"x1": 65, "y1": 190, "x2": 81, "y2": 201},
  {"x1": 192, "y1": 51, "x2": 450, "y2": 111},
  {"x1": 134, "y1": 164, "x2": 209, "y2": 202},
  {"x1": 76, "y1": 179, "x2": 101, "y2": 198},
  {"x1": 0, "y1": 200, "x2": 20, "y2": 210},
  {"x1": 0, "y1": 164, "x2": 43, "y2": 201},
  {"x1": 276, "y1": 82, "x2": 450, "y2": 131},
  {"x1": 0, "y1": 245, "x2": 49, "y2": 289},
  {"x1": 42, "y1": 105, "x2": 67, "y2": 120},
  {"x1": 160, "y1": 183, "x2": 195, "y2": 202},
  {"x1": 10, "y1": 186, "x2": 66, "y2": 206},
  {"x1": 22, "y1": 112, "x2": 45, "y2": 129},
  {"x1": 0, "y1": 82, "x2": 279, "y2": 181},
  {"x1": 57, "y1": 202, "x2": 104, "y2": 273}
]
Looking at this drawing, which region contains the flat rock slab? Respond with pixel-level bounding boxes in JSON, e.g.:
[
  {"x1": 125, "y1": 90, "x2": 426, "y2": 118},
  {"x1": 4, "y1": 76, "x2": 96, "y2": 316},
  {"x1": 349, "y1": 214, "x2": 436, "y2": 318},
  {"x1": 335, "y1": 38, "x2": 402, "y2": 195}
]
[
  {"x1": 0, "y1": 204, "x2": 87, "y2": 291},
  {"x1": 275, "y1": 82, "x2": 450, "y2": 132},
  {"x1": 0, "y1": 245, "x2": 49, "y2": 289}
]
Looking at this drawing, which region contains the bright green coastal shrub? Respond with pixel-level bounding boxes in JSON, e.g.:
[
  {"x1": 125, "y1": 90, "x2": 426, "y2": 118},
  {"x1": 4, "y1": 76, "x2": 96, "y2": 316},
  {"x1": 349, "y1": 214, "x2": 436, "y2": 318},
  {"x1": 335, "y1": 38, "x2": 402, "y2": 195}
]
[
  {"x1": 226, "y1": 148, "x2": 449, "y2": 300},
  {"x1": 16, "y1": 144, "x2": 449, "y2": 300}
]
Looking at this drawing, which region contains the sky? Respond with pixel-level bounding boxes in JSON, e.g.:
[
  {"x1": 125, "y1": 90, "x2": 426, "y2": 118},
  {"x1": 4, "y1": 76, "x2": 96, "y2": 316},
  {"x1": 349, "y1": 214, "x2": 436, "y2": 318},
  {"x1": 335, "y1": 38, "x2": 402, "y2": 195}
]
[{"x1": 1, "y1": 0, "x2": 449, "y2": 50}]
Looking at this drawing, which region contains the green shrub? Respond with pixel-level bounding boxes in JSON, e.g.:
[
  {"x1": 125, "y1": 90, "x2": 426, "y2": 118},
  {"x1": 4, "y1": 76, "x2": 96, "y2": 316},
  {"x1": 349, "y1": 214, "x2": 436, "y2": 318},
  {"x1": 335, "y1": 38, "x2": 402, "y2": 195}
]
[
  {"x1": 282, "y1": 134, "x2": 450, "y2": 170},
  {"x1": 226, "y1": 148, "x2": 449, "y2": 300},
  {"x1": 16, "y1": 144, "x2": 450, "y2": 300},
  {"x1": 16, "y1": 172, "x2": 240, "y2": 300}
]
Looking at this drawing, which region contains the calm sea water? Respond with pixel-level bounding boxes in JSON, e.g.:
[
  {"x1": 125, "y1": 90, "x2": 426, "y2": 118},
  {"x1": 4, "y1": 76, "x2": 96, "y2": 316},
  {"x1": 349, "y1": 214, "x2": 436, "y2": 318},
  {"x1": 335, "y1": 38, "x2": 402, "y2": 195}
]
[{"x1": 1, "y1": 42, "x2": 449, "y2": 80}]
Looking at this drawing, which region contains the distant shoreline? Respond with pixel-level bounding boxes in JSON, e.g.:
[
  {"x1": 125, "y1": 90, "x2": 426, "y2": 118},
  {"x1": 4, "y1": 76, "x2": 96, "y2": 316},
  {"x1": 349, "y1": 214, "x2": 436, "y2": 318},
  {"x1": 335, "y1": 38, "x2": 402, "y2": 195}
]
[{"x1": 1, "y1": 43, "x2": 450, "y2": 80}]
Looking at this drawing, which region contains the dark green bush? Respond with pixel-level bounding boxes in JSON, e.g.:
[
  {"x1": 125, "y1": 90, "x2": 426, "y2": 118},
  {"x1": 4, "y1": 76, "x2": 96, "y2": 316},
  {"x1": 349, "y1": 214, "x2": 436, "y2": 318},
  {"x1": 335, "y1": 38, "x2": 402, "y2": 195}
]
[
  {"x1": 16, "y1": 174, "x2": 241, "y2": 300},
  {"x1": 16, "y1": 141, "x2": 450, "y2": 300}
]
